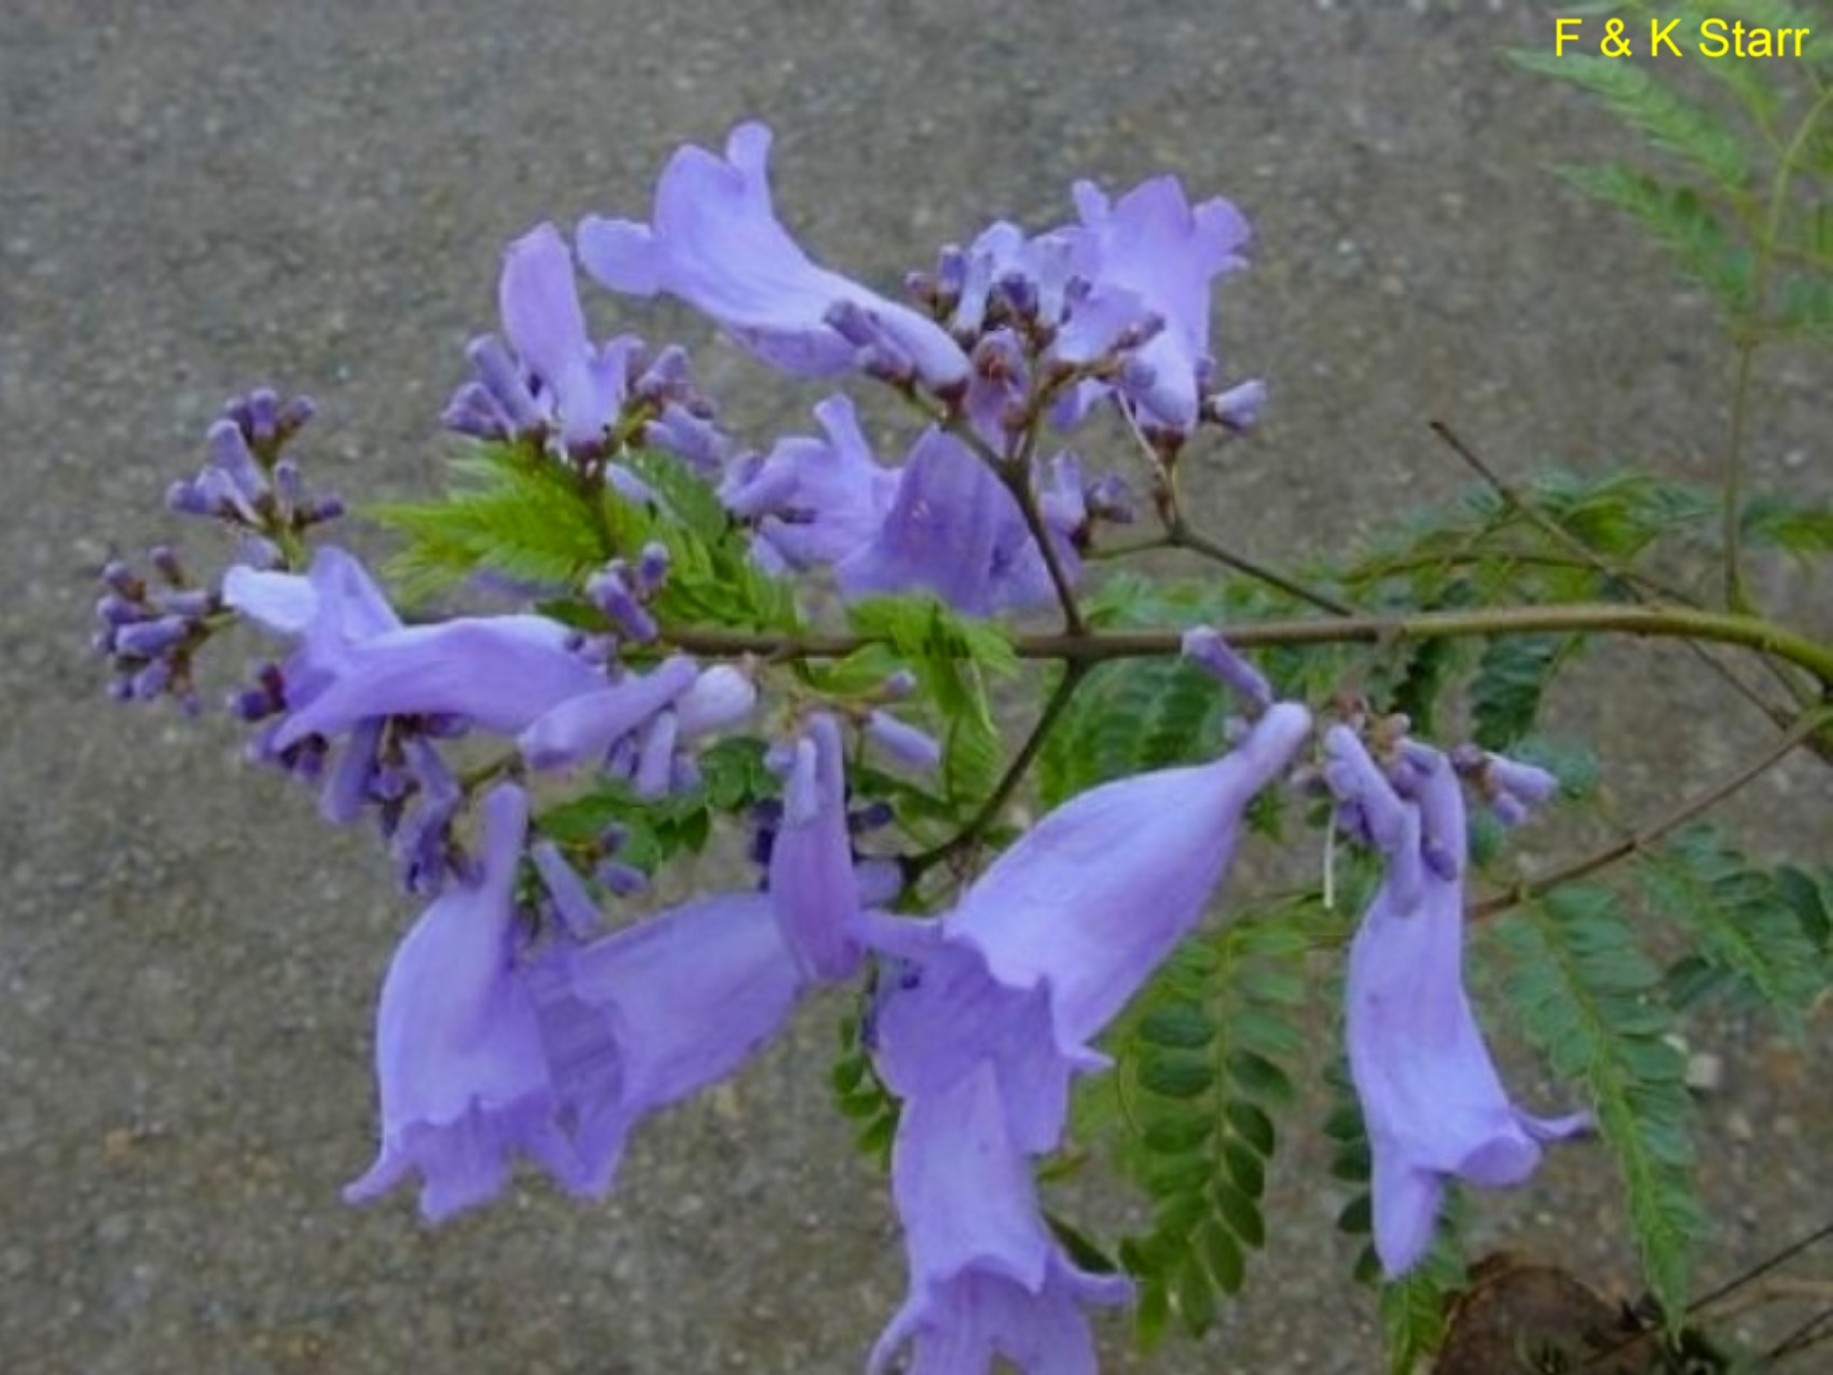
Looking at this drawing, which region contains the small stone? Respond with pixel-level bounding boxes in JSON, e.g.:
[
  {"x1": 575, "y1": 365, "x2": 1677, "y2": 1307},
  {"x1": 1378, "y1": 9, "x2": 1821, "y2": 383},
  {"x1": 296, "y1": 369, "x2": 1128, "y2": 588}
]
[{"x1": 1684, "y1": 1051, "x2": 1723, "y2": 1093}]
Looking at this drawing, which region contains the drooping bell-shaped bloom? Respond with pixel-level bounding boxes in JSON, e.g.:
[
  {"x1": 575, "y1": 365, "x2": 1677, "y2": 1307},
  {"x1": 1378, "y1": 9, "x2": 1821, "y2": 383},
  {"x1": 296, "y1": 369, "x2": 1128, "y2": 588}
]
[
  {"x1": 862, "y1": 700, "x2": 1312, "y2": 1150},
  {"x1": 766, "y1": 713, "x2": 864, "y2": 981},
  {"x1": 719, "y1": 394, "x2": 898, "y2": 571},
  {"x1": 578, "y1": 122, "x2": 969, "y2": 391},
  {"x1": 869, "y1": 1060, "x2": 1132, "y2": 1375},
  {"x1": 528, "y1": 887, "x2": 810, "y2": 1198},
  {"x1": 1069, "y1": 176, "x2": 1250, "y2": 431},
  {"x1": 834, "y1": 427, "x2": 1076, "y2": 617},
  {"x1": 1323, "y1": 726, "x2": 1587, "y2": 1277},
  {"x1": 345, "y1": 784, "x2": 585, "y2": 1221}
]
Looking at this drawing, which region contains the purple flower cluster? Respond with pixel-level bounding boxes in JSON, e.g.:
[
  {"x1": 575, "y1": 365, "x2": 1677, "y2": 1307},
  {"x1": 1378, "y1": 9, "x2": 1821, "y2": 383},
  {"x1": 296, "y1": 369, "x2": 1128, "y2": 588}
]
[
  {"x1": 570, "y1": 121, "x2": 1260, "y2": 618},
  {"x1": 94, "y1": 124, "x2": 1600, "y2": 1374}
]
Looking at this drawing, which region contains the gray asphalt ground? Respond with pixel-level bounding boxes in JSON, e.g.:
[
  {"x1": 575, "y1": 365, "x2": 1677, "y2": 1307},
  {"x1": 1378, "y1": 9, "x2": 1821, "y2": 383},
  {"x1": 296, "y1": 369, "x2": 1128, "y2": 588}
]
[{"x1": 4, "y1": 1, "x2": 1829, "y2": 1372}]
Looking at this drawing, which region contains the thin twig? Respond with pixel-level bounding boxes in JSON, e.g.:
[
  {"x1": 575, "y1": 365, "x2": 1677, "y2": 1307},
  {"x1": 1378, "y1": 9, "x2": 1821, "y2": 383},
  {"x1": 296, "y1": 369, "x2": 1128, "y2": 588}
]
[
  {"x1": 1725, "y1": 87, "x2": 1833, "y2": 611},
  {"x1": 1114, "y1": 401, "x2": 1356, "y2": 616},
  {"x1": 904, "y1": 661, "x2": 1089, "y2": 879},
  {"x1": 1428, "y1": 419, "x2": 1800, "y2": 730},
  {"x1": 1470, "y1": 707, "x2": 1830, "y2": 921},
  {"x1": 1165, "y1": 519, "x2": 1358, "y2": 616}
]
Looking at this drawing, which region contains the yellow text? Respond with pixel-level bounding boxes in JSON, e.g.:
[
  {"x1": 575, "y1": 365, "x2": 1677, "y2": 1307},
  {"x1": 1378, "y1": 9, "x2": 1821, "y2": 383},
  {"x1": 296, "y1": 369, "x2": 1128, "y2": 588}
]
[{"x1": 1698, "y1": 18, "x2": 1813, "y2": 58}]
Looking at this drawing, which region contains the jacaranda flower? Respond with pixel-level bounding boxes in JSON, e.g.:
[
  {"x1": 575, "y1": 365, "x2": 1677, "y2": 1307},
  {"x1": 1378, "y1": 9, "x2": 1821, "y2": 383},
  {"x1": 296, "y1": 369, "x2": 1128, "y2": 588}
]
[
  {"x1": 493, "y1": 221, "x2": 632, "y2": 451},
  {"x1": 344, "y1": 783, "x2": 591, "y2": 1221},
  {"x1": 527, "y1": 886, "x2": 811, "y2": 1198},
  {"x1": 870, "y1": 1059, "x2": 1131, "y2": 1375},
  {"x1": 718, "y1": 394, "x2": 897, "y2": 573},
  {"x1": 861, "y1": 699, "x2": 1312, "y2": 1150},
  {"x1": 834, "y1": 427, "x2": 1077, "y2": 617},
  {"x1": 578, "y1": 122, "x2": 969, "y2": 391},
  {"x1": 226, "y1": 547, "x2": 607, "y2": 746},
  {"x1": 766, "y1": 713, "x2": 865, "y2": 981},
  {"x1": 1323, "y1": 725, "x2": 1587, "y2": 1276},
  {"x1": 1069, "y1": 176, "x2": 1251, "y2": 432}
]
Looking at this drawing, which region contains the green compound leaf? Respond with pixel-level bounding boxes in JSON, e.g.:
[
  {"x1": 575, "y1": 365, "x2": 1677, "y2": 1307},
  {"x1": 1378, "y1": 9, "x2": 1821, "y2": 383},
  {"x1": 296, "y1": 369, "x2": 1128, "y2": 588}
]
[
  {"x1": 1642, "y1": 826, "x2": 1830, "y2": 1032},
  {"x1": 1099, "y1": 902, "x2": 1319, "y2": 1345},
  {"x1": 1496, "y1": 886, "x2": 1701, "y2": 1323},
  {"x1": 1038, "y1": 656, "x2": 1230, "y2": 809},
  {"x1": 1471, "y1": 634, "x2": 1572, "y2": 750},
  {"x1": 846, "y1": 593, "x2": 1016, "y2": 810},
  {"x1": 1556, "y1": 164, "x2": 1756, "y2": 315},
  {"x1": 372, "y1": 443, "x2": 614, "y2": 604},
  {"x1": 1509, "y1": 50, "x2": 1750, "y2": 192}
]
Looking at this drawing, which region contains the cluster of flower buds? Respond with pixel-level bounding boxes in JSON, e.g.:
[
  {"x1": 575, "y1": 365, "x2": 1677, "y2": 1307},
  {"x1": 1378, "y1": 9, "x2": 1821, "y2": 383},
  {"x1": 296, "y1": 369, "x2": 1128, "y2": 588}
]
[
  {"x1": 441, "y1": 223, "x2": 730, "y2": 476},
  {"x1": 93, "y1": 549, "x2": 219, "y2": 711},
  {"x1": 166, "y1": 389, "x2": 341, "y2": 565},
  {"x1": 583, "y1": 543, "x2": 670, "y2": 645},
  {"x1": 1451, "y1": 743, "x2": 1562, "y2": 828}
]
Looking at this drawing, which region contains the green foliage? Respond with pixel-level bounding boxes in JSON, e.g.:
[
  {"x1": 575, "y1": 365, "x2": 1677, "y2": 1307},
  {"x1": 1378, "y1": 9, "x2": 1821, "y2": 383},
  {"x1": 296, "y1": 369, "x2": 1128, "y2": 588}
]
[
  {"x1": 373, "y1": 442, "x2": 798, "y2": 632},
  {"x1": 1496, "y1": 887, "x2": 1701, "y2": 1322},
  {"x1": 372, "y1": 443, "x2": 615, "y2": 603},
  {"x1": 1471, "y1": 634, "x2": 1572, "y2": 749},
  {"x1": 845, "y1": 594, "x2": 1017, "y2": 808},
  {"x1": 1097, "y1": 903, "x2": 1317, "y2": 1346},
  {"x1": 1378, "y1": 1238, "x2": 1466, "y2": 1375},
  {"x1": 1039, "y1": 571, "x2": 1347, "y2": 811},
  {"x1": 831, "y1": 1005, "x2": 899, "y2": 1165},
  {"x1": 1556, "y1": 163, "x2": 1755, "y2": 311},
  {"x1": 1509, "y1": 50, "x2": 1748, "y2": 192},
  {"x1": 1038, "y1": 656, "x2": 1231, "y2": 810},
  {"x1": 1643, "y1": 826, "x2": 1830, "y2": 1030},
  {"x1": 1513, "y1": 4, "x2": 1833, "y2": 341},
  {"x1": 1775, "y1": 863, "x2": 1833, "y2": 951},
  {"x1": 535, "y1": 736, "x2": 776, "y2": 874}
]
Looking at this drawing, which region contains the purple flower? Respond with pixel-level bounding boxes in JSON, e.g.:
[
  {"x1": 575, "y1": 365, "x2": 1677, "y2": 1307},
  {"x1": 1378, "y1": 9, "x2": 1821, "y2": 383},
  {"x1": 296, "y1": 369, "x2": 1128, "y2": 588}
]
[
  {"x1": 224, "y1": 547, "x2": 608, "y2": 753},
  {"x1": 495, "y1": 222, "x2": 632, "y2": 451},
  {"x1": 1323, "y1": 726, "x2": 1587, "y2": 1276},
  {"x1": 344, "y1": 784, "x2": 587, "y2": 1221},
  {"x1": 529, "y1": 887, "x2": 810, "y2": 1198},
  {"x1": 578, "y1": 123, "x2": 969, "y2": 392},
  {"x1": 860, "y1": 702, "x2": 1312, "y2": 1149},
  {"x1": 720, "y1": 394, "x2": 899, "y2": 572},
  {"x1": 870, "y1": 1060, "x2": 1131, "y2": 1375},
  {"x1": 515, "y1": 655, "x2": 701, "y2": 771},
  {"x1": 834, "y1": 427, "x2": 1077, "y2": 617},
  {"x1": 766, "y1": 713, "x2": 864, "y2": 981},
  {"x1": 1069, "y1": 176, "x2": 1251, "y2": 431}
]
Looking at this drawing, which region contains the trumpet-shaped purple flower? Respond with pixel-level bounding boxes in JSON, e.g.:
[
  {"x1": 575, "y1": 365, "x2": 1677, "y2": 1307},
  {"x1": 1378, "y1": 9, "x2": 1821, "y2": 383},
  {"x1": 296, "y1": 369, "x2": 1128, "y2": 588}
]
[
  {"x1": 862, "y1": 701, "x2": 1312, "y2": 1149},
  {"x1": 529, "y1": 887, "x2": 810, "y2": 1198},
  {"x1": 1069, "y1": 176, "x2": 1251, "y2": 432},
  {"x1": 346, "y1": 780, "x2": 815, "y2": 1219},
  {"x1": 225, "y1": 547, "x2": 608, "y2": 752},
  {"x1": 578, "y1": 123, "x2": 969, "y2": 391},
  {"x1": 345, "y1": 784, "x2": 588, "y2": 1220},
  {"x1": 1323, "y1": 726, "x2": 1587, "y2": 1276},
  {"x1": 834, "y1": 427, "x2": 1077, "y2": 617},
  {"x1": 870, "y1": 1060, "x2": 1131, "y2": 1375}
]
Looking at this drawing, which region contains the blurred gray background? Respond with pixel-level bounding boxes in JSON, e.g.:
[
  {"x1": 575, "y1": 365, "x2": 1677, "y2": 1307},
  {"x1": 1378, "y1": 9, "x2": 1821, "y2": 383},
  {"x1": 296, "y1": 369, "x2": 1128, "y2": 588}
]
[{"x1": 3, "y1": 1, "x2": 1828, "y2": 1372}]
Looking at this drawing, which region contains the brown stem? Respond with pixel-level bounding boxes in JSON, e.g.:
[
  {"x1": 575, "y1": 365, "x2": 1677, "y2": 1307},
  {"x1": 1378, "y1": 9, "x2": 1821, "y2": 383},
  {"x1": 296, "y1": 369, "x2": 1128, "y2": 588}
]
[
  {"x1": 1428, "y1": 419, "x2": 1799, "y2": 730},
  {"x1": 904, "y1": 661, "x2": 1089, "y2": 878},
  {"x1": 1469, "y1": 708, "x2": 1830, "y2": 921},
  {"x1": 664, "y1": 603, "x2": 1833, "y2": 690}
]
